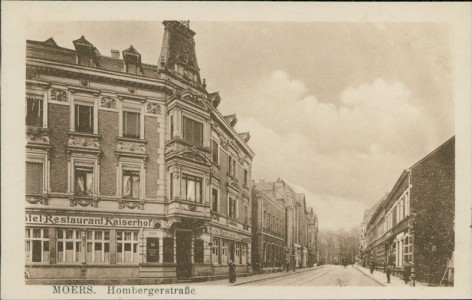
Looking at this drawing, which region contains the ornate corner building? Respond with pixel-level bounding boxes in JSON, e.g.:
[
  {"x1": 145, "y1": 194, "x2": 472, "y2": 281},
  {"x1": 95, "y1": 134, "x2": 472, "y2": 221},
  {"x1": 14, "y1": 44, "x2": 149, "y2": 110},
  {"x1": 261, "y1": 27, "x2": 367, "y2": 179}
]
[{"x1": 25, "y1": 21, "x2": 254, "y2": 284}]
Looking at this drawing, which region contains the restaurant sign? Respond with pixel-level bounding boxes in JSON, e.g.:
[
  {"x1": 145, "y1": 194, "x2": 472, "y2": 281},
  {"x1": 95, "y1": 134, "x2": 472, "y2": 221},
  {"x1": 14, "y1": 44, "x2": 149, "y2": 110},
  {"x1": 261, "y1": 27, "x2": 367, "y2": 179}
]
[
  {"x1": 25, "y1": 213, "x2": 155, "y2": 228},
  {"x1": 210, "y1": 226, "x2": 248, "y2": 241}
]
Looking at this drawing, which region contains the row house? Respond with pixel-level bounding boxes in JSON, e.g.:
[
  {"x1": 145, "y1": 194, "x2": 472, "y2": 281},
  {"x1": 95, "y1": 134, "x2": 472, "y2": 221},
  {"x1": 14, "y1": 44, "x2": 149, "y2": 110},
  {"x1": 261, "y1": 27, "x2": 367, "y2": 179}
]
[
  {"x1": 25, "y1": 21, "x2": 254, "y2": 284},
  {"x1": 252, "y1": 179, "x2": 318, "y2": 271},
  {"x1": 251, "y1": 184, "x2": 285, "y2": 271},
  {"x1": 364, "y1": 137, "x2": 454, "y2": 285}
]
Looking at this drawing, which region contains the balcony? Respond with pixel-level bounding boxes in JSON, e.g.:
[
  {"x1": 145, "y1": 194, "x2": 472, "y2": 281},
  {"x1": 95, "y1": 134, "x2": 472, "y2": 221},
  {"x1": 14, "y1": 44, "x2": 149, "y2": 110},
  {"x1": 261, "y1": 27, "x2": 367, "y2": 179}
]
[
  {"x1": 165, "y1": 139, "x2": 211, "y2": 166},
  {"x1": 167, "y1": 199, "x2": 210, "y2": 220}
]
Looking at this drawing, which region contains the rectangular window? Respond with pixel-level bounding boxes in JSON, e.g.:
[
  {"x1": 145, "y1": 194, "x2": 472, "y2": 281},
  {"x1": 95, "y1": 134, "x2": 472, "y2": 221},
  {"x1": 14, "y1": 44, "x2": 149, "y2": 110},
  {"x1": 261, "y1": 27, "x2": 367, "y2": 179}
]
[
  {"x1": 181, "y1": 174, "x2": 202, "y2": 203},
  {"x1": 56, "y1": 229, "x2": 81, "y2": 263},
  {"x1": 243, "y1": 205, "x2": 248, "y2": 224},
  {"x1": 221, "y1": 239, "x2": 228, "y2": 265},
  {"x1": 263, "y1": 211, "x2": 267, "y2": 229},
  {"x1": 26, "y1": 97, "x2": 43, "y2": 127},
  {"x1": 123, "y1": 170, "x2": 140, "y2": 199},
  {"x1": 86, "y1": 230, "x2": 110, "y2": 263},
  {"x1": 170, "y1": 173, "x2": 174, "y2": 200},
  {"x1": 228, "y1": 156, "x2": 236, "y2": 177},
  {"x1": 123, "y1": 111, "x2": 140, "y2": 138},
  {"x1": 183, "y1": 116, "x2": 203, "y2": 147},
  {"x1": 212, "y1": 188, "x2": 218, "y2": 212},
  {"x1": 194, "y1": 239, "x2": 204, "y2": 263},
  {"x1": 212, "y1": 140, "x2": 219, "y2": 164},
  {"x1": 212, "y1": 237, "x2": 221, "y2": 264},
  {"x1": 116, "y1": 231, "x2": 139, "y2": 263},
  {"x1": 229, "y1": 197, "x2": 237, "y2": 219},
  {"x1": 170, "y1": 115, "x2": 174, "y2": 139},
  {"x1": 392, "y1": 206, "x2": 398, "y2": 226},
  {"x1": 163, "y1": 237, "x2": 174, "y2": 263},
  {"x1": 244, "y1": 169, "x2": 248, "y2": 186},
  {"x1": 75, "y1": 167, "x2": 94, "y2": 196},
  {"x1": 405, "y1": 192, "x2": 410, "y2": 216},
  {"x1": 25, "y1": 228, "x2": 49, "y2": 263},
  {"x1": 26, "y1": 162, "x2": 43, "y2": 194},
  {"x1": 75, "y1": 104, "x2": 94, "y2": 133},
  {"x1": 235, "y1": 242, "x2": 241, "y2": 264}
]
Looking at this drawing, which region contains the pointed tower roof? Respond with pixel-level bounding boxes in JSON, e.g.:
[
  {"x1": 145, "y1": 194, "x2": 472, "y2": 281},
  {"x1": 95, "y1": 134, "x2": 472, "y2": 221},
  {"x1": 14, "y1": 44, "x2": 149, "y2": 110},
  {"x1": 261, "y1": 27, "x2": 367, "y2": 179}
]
[{"x1": 158, "y1": 21, "x2": 201, "y2": 84}]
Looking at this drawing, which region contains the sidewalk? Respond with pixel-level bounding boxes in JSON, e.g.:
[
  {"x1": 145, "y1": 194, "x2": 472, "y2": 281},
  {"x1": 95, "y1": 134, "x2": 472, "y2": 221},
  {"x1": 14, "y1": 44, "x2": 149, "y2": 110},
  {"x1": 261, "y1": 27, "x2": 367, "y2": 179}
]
[
  {"x1": 354, "y1": 265, "x2": 427, "y2": 287},
  {"x1": 177, "y1": 266, "x2": 323, "y2": 286}
]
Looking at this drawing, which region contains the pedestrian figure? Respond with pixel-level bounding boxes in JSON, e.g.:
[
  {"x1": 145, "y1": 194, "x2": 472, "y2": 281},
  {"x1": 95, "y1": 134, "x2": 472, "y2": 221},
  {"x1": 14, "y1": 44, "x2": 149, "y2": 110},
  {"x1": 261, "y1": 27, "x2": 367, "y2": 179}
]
[
  {"x1": 385, "y1": 263, "x2": 392, "y2": 283},
  {"x1": 285, "y1": 260, "x2": 290, "y2": 273},
  {"x1": 370, "y1": 262, "x2": 375, "y2": 275},
  {"x1": 403, "y1": 263, "x2": 411, "y2": 285},
  {"x1": 228, "y1": 260, "x2": 236, "y2": 284}
]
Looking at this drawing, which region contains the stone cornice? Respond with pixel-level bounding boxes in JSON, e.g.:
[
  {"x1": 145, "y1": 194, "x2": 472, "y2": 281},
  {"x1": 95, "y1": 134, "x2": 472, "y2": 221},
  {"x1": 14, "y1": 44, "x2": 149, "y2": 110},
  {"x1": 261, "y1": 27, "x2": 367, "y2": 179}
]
[{"x1": 27, "y1": 58, "x2": 174, "y2": 94}]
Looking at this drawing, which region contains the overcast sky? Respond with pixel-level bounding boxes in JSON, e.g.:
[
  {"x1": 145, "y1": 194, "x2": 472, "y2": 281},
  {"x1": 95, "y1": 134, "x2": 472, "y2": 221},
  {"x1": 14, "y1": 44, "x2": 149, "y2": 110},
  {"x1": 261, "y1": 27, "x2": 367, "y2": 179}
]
[{"x1": 27, "y1": 21, "x2": 454, "y2": 230}]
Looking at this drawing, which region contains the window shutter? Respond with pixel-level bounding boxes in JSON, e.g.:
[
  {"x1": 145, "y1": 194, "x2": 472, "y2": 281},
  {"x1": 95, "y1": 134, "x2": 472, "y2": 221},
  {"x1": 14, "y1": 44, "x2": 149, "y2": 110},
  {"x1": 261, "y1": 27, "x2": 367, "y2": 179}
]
[{"x1": 26, "y1": 162, "x2": 43, "y2": 194}]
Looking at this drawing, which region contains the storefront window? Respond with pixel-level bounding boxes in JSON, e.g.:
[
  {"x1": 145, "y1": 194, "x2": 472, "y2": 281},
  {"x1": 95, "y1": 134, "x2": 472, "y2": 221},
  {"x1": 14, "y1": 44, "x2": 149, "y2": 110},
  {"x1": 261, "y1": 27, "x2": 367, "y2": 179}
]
[
  {"x1": 116, "y1": 231, "x2": 139, "y2": 263},
  {"x1": 57, "y1": 229, "x2": 82, "y2": 263},
  {"x1": 25, "y1": 228, "x2": 49, "y2": 263},
  {"x1": 86, "y1": 230, "x2": 110, "y2": 263},
  {"x1": 235, "y1": 242, "x2": 241, "y2": 264},
  {"x1": 221, "y1": 239, "x2": 228, "y2": 264},
  {"x1": 212, "y1": 237, "x2": 220, "y2": 264}
]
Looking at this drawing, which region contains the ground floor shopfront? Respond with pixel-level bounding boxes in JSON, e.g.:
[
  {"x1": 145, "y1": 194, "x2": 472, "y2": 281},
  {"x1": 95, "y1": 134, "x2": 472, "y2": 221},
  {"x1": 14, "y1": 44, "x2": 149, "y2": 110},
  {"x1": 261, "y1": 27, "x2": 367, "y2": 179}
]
[{"x1": 25, "y1": 211, "x2": 251, "y2": 284}]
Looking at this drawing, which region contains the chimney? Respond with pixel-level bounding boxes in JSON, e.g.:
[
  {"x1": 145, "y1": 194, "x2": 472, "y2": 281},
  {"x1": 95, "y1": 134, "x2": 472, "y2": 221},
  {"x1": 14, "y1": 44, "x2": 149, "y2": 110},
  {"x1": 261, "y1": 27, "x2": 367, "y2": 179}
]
[{"x1": 111, "y1": 50, "x2": 120, "y2": 59}]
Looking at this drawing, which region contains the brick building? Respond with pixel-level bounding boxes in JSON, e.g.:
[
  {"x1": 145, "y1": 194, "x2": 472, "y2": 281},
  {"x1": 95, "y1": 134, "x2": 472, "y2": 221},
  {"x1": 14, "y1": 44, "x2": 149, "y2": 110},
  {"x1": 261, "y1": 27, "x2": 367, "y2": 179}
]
[
  {"x1": 25, "y1": 21, "x2": 254, "y2": 284},
  {"x1": 365, "y1": 137, "x2": 454, "y2": 284},
  {"x1": 253, "y1": 179, "x2": 318, "y2": 270},
  {"x1": 251, "y1": 184, "x2": 285, "y2": 271}
]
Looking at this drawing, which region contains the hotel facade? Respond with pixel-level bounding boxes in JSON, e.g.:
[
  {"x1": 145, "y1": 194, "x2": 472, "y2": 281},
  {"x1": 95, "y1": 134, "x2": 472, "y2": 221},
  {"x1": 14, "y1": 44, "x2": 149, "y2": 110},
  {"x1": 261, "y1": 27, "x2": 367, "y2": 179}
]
[{"x1": 25, "y1": 21, "x2": 254, "y2": 284}]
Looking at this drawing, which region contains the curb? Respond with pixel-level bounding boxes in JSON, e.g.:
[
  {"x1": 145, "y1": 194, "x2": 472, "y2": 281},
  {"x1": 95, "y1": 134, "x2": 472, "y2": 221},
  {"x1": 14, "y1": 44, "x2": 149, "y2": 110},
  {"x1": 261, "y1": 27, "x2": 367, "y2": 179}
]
[
  {"x1": 353, "y1": 266, "x2": 385, "y2": 287},
  {"x1": 233, "y1": 266, "x2": 323, "y2": 286}
]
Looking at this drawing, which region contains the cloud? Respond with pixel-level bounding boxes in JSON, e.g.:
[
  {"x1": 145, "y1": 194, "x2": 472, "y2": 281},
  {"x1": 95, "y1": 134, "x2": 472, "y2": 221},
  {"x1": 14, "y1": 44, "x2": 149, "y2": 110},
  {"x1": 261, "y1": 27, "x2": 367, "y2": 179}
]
[{"x1": 236, "y1": 70, "x2": 445, "y2": 230}]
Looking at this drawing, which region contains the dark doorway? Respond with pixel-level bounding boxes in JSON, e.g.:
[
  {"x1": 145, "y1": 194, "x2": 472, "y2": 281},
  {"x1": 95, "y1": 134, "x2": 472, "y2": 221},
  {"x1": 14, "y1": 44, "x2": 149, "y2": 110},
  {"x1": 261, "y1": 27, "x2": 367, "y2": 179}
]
[
  {"x1": 176, "y1": 231, "x2": 192, "y2": 278},
  {"x1": 229, "y1": 241, "x2": 235, "y2": 262}
]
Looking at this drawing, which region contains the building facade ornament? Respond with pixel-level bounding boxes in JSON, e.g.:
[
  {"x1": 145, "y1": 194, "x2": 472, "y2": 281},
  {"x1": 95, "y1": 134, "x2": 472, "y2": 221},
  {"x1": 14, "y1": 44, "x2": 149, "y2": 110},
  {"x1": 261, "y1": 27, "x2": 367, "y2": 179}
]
[
  {"x1": 50, "y1": 88, "x2": 69, "y2": 102},
  {"x1": 100, "y1": 96, "x2": 117, "y2": 109},
  {"x1": 146, "y1": 102, "x2": 161, "y2": 114}
]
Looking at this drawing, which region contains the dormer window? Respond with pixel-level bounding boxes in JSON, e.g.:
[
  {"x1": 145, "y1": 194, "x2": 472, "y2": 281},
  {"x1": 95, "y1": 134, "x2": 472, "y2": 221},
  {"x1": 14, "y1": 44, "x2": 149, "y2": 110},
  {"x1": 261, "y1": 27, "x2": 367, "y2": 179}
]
[
  {"x1": 73, "y1": 36, "x2": 98, "y2": 68},
  {"x1": 122, "y1": 46, "x2": 142, "y2": 75}
]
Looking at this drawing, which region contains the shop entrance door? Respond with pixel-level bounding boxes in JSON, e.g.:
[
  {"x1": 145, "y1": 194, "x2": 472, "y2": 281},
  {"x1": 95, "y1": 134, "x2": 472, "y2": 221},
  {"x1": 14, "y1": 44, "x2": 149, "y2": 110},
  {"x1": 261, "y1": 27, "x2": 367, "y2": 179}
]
[
  {"x1": 229, "y1": 241, "x2": 235, "y2": 262},
  {"x1": 176, "y1": 231, "x2": 192, "y2": 279}
]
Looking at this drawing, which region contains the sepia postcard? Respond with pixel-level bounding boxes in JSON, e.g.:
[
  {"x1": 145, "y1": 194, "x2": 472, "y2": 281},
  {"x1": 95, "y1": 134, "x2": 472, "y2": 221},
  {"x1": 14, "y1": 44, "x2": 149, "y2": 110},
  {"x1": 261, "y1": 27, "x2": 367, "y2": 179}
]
[{"x1": 1, "y1": 2, "x2": 471, "y2": 299}]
